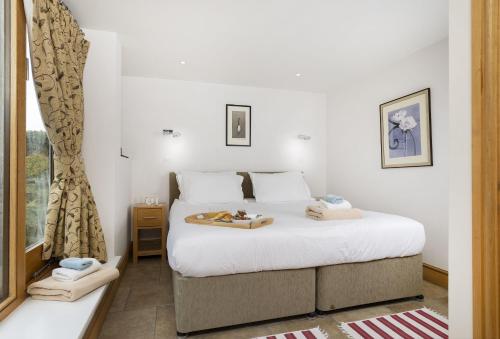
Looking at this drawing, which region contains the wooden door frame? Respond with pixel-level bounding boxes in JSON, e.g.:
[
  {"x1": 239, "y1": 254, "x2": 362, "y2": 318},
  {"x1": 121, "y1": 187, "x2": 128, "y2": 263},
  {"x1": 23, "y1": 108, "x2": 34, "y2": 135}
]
[{"x1": 472, "y1": 0, "x2": 500, "y2": 338}]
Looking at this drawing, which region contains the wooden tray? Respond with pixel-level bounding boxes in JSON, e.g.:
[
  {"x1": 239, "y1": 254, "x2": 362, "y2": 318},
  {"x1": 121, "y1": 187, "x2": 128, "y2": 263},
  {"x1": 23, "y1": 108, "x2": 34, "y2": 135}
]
[{"x1": 185, "y1": 211, "x2": 273, "y2": 229}]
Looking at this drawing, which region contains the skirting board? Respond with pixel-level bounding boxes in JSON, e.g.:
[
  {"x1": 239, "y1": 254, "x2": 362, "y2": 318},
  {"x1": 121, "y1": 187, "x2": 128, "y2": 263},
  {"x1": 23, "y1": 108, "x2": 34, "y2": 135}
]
[
  {"x1": 423, "y1": 263, "x2": 448, "y2": 288},
  {"x1": 82, "y1": 244, "x2": 131, "y2": 339}
]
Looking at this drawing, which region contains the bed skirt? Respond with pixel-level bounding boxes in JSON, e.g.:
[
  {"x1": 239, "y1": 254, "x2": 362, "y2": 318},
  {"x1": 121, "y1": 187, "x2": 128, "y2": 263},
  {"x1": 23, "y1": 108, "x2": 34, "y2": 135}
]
[
  {"x1": 172, "y1": 268, "x2": 316, "y2": 333},
  {"x1": 316, "y1": 254, "x2": 423, "y2": 311}
]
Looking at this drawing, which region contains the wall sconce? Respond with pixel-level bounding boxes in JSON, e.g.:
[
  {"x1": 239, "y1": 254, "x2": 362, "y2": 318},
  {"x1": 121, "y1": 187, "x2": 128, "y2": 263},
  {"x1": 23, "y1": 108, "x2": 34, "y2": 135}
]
[
  {"x1": 297, "y1": 134, "x2": 311, "y2": 141},
  {"x1": 163, "y1": 129, "x2": 182, "y2": 138}
]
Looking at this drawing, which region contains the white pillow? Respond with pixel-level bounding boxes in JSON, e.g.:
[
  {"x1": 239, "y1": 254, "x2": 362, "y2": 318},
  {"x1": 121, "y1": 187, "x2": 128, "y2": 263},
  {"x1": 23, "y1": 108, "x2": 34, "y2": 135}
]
[
  {"x1": 249, "y1": 171, "x2": 312, "y2": 202},
  {"x1": 176, "y1": 171, "x2": 244, "y2": 204},
  {"x1": 176, "y1": 171, "x2": 235, "y2": 201}
]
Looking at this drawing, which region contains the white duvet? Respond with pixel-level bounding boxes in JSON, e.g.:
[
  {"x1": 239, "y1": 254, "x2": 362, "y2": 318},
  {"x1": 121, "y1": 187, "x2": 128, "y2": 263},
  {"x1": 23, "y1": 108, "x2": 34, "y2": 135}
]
[{"x1": 167, "y1": 199, "x2": 425, "y2": 277}]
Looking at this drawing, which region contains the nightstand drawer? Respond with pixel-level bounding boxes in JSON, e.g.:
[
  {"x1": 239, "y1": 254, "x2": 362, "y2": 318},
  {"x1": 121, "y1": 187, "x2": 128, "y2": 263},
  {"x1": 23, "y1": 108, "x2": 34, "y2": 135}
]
[{"x1": 137, "y1": 208, "x2": 162, "y2": 226}]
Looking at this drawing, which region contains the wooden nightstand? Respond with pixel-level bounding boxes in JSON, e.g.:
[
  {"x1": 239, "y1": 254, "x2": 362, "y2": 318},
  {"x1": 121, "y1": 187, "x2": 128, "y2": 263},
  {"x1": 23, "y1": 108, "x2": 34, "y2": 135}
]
[{"x1": 132, "y1": 203, "x2": 167, "y2": 263}]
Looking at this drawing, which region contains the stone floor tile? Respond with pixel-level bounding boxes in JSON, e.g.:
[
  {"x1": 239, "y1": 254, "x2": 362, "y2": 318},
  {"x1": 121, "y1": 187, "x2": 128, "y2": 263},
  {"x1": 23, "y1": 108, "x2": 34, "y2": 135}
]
[{"x1": 98, "y1": 307, "x2": 156, "y2": 339}]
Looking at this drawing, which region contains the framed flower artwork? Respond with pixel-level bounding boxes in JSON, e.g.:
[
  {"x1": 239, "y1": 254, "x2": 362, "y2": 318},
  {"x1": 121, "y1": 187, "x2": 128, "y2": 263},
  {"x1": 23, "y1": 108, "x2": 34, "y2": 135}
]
[
  {"x1": 226, "y1": 104, "x2": 251, "y2": 146},
  {"x1": 379, "y1": 88, "x2": 433, "y2": 168}
]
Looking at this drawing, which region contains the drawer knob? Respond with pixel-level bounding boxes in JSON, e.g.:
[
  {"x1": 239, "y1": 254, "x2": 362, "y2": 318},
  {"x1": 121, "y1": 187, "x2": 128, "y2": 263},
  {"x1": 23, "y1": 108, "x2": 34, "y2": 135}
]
[{"x1": 143, "y1": 216, "x2": 158, "y2": 219}]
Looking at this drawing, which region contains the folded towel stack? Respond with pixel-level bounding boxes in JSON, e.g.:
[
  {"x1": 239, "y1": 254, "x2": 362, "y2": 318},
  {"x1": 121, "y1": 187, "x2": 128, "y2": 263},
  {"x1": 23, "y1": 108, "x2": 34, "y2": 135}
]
[
  {"x1": 306, "y1": 194, "x2": 362, "y2": 220},
  {"x1": 27, "y1": 257, "x2": 119, "y2": 302},
  {"x1": 52, "y1": 258, "x2": 102, "y2": 282}
]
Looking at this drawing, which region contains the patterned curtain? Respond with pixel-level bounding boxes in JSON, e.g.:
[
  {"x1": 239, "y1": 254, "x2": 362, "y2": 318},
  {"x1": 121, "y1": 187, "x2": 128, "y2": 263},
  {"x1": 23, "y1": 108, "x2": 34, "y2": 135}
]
[{"x1": 31, "y1": 0, "x2": 107, "y2": 261}]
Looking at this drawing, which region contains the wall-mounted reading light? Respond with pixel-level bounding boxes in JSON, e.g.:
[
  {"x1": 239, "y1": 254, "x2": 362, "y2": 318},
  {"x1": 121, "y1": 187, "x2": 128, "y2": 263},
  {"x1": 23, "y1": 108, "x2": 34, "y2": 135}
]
[
  {"x1": 297, "y1": 134, "x2": 311, "y2": 140},
  {"x1": 163, "y1": 129, "x2": 182, "y2": 138}
]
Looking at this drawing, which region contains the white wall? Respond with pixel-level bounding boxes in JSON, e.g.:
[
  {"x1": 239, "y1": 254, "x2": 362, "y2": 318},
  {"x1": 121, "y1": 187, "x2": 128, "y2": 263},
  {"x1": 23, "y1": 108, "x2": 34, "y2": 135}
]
[
  {"x1": 82, "y1": 29, "x2": 131, "y2": 257},
  {"x1": 448, "y1": 0, "x2": 472, "y2": 336},
  {"x1": 114, "y1": 157, "x2": 132, "y2": 257},
  {"x1": 123, "y1": 77, "x2": 327, "y2": 205},
  {"x1": 326, "y1": 39, "x2": 449, "y2": 270}
]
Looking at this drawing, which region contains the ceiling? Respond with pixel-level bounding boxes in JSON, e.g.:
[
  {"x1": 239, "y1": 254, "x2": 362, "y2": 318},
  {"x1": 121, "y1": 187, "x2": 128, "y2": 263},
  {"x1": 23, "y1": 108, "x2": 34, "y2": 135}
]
[{"x1": 64, "y1": 0, "x2": 448, "y2": 92}]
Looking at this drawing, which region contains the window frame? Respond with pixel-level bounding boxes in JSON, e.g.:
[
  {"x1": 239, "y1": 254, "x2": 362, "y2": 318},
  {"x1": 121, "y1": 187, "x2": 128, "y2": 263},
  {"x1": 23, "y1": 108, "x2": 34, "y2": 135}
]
[
  {"x1": 0, "y1": 0, "x2": 27, "y2": 320},
  {"x1": 0, "y1": 0, "x2": 12, "y2": 311}
]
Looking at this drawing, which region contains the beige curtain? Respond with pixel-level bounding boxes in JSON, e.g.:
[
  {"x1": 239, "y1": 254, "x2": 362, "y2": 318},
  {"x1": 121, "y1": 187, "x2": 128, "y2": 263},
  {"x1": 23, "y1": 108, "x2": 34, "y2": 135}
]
[{"x1": 31, "y1": 0, "x2": 107, "y2": 261}]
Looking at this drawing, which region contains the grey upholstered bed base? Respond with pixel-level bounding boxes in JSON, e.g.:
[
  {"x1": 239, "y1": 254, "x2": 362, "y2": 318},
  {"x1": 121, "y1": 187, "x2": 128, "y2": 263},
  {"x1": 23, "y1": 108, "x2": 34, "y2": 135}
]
[
  {"x1": 172, "y1": 254, "x2": 423, "y2": 333},
  {"x1": 173, "y1": 268, "x2": 316, "y2": 333},
  {"x1": 316, "y1": 254, "x2": 422, "y2": 311}
]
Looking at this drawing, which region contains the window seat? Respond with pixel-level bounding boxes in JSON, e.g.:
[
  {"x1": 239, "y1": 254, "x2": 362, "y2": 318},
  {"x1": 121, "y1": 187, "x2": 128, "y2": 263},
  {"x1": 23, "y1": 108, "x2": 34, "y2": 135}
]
[{"x1": 0, "y1": 256, "x2": 120, "y2": 339}]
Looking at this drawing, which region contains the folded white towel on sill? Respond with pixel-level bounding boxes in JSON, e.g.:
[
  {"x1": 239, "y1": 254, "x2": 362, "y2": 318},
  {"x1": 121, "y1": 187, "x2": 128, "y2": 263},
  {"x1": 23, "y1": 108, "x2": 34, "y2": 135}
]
[
  {"x1": 52, "y1": 258, "x2": 102, "y2": 282},
  {"x1": 320, "y1": 199, "x2": 352, "y2": 210}
]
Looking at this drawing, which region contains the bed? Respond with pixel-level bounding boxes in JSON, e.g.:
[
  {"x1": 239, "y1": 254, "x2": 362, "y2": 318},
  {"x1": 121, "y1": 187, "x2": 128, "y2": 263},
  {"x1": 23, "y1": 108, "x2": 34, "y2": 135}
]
[{"x1": 167, "y1": 172, "x2": 424, "y2": 334}]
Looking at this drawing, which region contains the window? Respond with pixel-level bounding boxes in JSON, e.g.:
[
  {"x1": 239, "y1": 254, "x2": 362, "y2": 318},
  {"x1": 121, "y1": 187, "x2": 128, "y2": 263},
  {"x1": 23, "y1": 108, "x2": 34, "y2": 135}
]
[
  {"x1": 25, "y1": 44, "x2": 50, "y2": 250},
  {"x1": 0, "y1": 0, "x2": 10, "y2": 305}
]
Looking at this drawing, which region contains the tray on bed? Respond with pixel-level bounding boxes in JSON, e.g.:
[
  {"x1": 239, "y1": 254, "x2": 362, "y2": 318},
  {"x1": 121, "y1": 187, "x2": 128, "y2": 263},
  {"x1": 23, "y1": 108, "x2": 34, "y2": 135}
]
[{"x1": 185, "y1": 212, "x2": 273, "y2": 229}]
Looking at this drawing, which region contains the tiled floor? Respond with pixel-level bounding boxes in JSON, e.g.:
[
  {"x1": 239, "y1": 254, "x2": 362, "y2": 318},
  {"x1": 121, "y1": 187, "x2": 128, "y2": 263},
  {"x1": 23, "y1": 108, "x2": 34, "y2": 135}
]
[{"x1": 98, "y1": 256, "x2": 448, "y2": 339}]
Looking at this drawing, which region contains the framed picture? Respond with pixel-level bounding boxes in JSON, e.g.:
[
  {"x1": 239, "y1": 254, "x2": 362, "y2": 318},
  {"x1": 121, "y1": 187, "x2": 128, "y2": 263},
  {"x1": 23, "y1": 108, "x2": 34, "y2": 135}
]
[
  {"x1": 379, "y1": 88, "x2": 433, "y2": 168},
  {"x1": 226, "y1": 104, "x2": 251, "y2": 146}
]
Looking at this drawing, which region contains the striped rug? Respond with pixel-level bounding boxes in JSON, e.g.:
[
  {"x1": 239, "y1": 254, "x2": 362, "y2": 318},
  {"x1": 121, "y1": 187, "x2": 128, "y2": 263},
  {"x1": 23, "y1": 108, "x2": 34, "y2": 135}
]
[
  {"x1": 254, "y1": 326, "x2": 328, "y2": 339},
  {"x1": 339, "y1": 307, "x2": 448, "y2": 339}
]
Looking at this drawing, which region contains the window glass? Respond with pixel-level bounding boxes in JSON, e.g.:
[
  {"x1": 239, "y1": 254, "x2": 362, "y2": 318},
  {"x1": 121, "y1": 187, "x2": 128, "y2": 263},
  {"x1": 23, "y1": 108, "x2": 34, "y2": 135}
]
[
  {"x1": 25, "y1": 37, "x2": 50, "y2": 249},
  {"x1": 0, "y1": 0, "x2": 10, "y2": 302}
]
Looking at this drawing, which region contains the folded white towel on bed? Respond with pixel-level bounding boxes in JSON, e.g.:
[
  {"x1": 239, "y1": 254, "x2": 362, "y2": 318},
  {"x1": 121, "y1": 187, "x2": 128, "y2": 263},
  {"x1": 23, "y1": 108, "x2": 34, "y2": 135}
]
[
  {"x1": 320, "y1": 199, "x2": 352, "y2": 210},
  {"x1": 52, "y1": 258, "x2": 102, "y2": 282}
]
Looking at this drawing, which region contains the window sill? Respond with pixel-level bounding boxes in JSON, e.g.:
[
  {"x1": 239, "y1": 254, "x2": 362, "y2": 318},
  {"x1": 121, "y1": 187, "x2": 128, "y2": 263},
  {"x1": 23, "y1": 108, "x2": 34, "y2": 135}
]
[
  {"x1": 25, "y1": 240, "x2": 44, "y2": 253},
  {"x1": 0, "y1": 256, "x2": 120, "y2": 339}
]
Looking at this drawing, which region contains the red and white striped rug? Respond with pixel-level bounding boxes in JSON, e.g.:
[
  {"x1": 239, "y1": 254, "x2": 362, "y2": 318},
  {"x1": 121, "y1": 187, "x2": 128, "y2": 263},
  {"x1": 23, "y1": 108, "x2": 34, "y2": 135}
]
[
  {"x1": 254, "y1": 326, "x2": 328, "y2": 339},
  {"x1": 339, "y1": 307, "x2": 448, "y2": 339}
]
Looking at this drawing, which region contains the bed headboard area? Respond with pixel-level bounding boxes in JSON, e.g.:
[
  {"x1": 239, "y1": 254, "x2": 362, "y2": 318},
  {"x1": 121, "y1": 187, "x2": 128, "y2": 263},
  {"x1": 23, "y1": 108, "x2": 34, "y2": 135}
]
[{"x1": 168, "y1": 172, "x2": 277, "y2": 207}]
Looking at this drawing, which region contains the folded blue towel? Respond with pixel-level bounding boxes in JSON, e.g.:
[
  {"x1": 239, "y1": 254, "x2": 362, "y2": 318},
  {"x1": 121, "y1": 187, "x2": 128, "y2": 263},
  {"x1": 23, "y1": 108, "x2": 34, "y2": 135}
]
[
  {"x1": 324, "y1": 194, "x2": 344, "y2": 204},
  {"x1": 59, "y1": 257, "x2": 94, "y2": 271}
]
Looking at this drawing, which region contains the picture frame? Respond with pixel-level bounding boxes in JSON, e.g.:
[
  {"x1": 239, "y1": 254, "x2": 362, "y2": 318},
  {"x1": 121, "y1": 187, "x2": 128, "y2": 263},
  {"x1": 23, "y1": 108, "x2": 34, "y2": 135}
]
[
  {"x1": 226, "y1": 104, "x2": 251, "y2": 146},
  {"x1": 379, "y1": 88, "x2": 433, "y2": 169}
]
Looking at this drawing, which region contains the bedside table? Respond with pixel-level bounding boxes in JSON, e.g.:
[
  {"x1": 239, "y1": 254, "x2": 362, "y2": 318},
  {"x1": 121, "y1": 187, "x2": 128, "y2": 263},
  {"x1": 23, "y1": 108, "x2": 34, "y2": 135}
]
[{"x1": 132, "y1": 203, "x2": 167, "y2": 263}]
